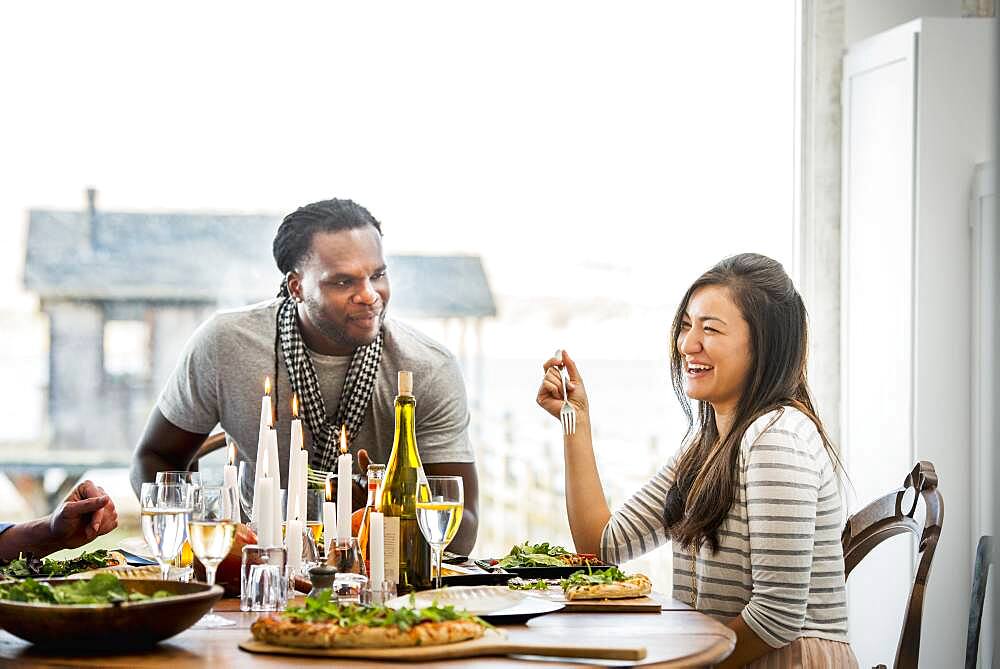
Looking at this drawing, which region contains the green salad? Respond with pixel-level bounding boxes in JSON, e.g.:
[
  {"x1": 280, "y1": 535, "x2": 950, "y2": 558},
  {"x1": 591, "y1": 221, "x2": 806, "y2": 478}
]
[
  {"x1": 0, "y1": 573, "x2": 170, "y2": 605},
  {"x1": 283, "y1": 590, "x2": 489, "y2": 630},
  {"x1": 559, "y1": 566, "x2": 629, "y2": 592},
  {"x1": 497, "y1": 542, "x2": 573, "y2": 568},
  {"x1": 1, "y1": 549, "x2": 116, "y2": 579}
]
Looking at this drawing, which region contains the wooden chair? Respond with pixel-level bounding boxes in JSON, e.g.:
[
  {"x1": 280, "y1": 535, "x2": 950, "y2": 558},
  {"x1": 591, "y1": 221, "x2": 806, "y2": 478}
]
[
  {"x1": 841, "y1": 461, "x2": 944, "y2": 669},
  {"x1": 965, "y1": 535, "x2": 995, "y2": 669},
  {"x1": 194, "y1": 432, "x2": 228, "y2": 463}
]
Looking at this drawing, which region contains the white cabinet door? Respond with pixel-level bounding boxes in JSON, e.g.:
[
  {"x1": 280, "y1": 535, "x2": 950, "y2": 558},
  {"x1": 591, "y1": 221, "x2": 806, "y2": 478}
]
[
  {"x1": 842, "y1": 18, "x2": 996, "y2": 668},
  {"x1": 970, "y1": 162, "x2": 996, "y2": 668},
  {"x1": 841, "y1": 25, "x2": 918, "y2": 669}
]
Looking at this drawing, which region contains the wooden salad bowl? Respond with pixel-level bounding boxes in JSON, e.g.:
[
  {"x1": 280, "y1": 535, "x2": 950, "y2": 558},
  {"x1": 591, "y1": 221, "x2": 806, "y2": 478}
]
[{"x1": 0, "y1": 578, "x2": 223, "y2": 648}]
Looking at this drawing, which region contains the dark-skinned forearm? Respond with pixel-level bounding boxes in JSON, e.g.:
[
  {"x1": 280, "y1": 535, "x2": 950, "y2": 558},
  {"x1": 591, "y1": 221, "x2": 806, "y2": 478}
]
[
  {"x1": 449, "y1": 509, "x2": 479, "y2": 556},
  {"x1": 129, "y1": 409, "x2": 208, "y2": 497},
  {"x1": 129, "y1": 449, "x2": 186, "y2": 497},
  {"x1": 0, "y1": 518, "x2": 59, "y2": 561}
]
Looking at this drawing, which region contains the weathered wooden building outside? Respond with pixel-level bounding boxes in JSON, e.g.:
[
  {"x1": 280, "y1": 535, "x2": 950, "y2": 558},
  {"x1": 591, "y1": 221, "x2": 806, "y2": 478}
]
[{"x1": 21, "y1": 190, "x2": 496, "y2": 463}]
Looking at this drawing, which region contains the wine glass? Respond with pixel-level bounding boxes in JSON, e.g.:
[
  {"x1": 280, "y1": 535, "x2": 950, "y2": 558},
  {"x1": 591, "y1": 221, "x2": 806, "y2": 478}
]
[
  {"x1": 188, "y1": 485, "x2": 239, "y2": 628},
  {"x1": 280, "y1": 489, "x2": 323, "y2": 570},
  {"x1": 416, "y1": 476, "x2": 464, "y2": 589},
  {"x1": 238, "y1": 460, "x2": 256, "y2": 522},
  {"x1": 155, "y1": 471, "x2": 201, "y2": 486},
  {"x1": 140, "y1": 483, "x2": 193, "y2": 581},
  {"x1": 154, "y1": 471, "x2": 201, "y2": 579}
]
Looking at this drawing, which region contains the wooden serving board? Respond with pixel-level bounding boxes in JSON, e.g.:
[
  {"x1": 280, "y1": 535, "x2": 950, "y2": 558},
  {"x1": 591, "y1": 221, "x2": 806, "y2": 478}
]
[
  {"x1": 239, "y1": 629, "x2": 646, "y2": 662},
  {"x1": 528, "y1": 587, "x2": 663, "y2": 613}
]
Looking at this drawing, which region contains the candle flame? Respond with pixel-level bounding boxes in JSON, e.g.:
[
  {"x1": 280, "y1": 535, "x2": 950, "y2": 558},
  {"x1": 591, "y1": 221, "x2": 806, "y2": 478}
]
[
  {"x1": 340, "y1": 424, "x2": 348, "y2": 454},
  {"x1": 264, "y1": 376, "x2": 272, "y2": 395},
  {"x1": 228, "y1": 442, "x2": 236, "y2": 466},
  {"x1": 292, "y1": 393, "x2": 299, "y2": 418},
  {"x1": 326, "y1": 475, "x2": 334, "y2": 502}
]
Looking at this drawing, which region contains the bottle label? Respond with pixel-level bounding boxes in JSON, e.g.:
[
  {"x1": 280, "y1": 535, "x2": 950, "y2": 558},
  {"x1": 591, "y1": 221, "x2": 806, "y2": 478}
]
[{"x1": 383, "y1": 516, "x2": 400, "y2": 584}]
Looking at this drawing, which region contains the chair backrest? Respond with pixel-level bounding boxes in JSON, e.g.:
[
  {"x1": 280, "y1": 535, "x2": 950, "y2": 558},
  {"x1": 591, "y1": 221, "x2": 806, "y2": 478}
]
[
  {"x1": 195, "y1": 432, "x2": 227, "y2": 463},
  {"x1": 966, "y1": 535, "x2": 994, "y2": 669},
  {"x1": 841, "y1": 461, "x2": 944, "y2": 669}
]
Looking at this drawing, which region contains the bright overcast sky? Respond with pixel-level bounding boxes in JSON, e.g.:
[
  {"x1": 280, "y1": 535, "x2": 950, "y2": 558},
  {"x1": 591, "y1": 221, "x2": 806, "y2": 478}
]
[{"x1": 0, "y1": 1, "x2": 795, "y2": 310}]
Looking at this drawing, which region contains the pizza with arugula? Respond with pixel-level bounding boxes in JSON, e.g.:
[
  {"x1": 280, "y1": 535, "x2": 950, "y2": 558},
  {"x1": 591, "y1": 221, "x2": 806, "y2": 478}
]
[{"x1": 251, "y1": 591, "x2": 489, "y2": 649}]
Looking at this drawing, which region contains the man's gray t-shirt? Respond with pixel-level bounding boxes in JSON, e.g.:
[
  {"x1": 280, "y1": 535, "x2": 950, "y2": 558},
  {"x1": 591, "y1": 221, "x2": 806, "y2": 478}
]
[{"x1": 158, "y1": 299, "x2": 474, "y2": 487}]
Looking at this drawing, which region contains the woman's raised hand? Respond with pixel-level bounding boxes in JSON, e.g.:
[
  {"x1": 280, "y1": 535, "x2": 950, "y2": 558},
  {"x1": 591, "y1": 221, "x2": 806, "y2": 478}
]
[{"x1": 536, "y1": 349, "x2": 589, "y2": 421}]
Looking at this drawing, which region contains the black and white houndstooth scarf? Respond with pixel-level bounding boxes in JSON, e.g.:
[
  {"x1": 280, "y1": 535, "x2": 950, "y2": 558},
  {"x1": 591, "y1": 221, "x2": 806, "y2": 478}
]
[{"x1": 275, "y1": 282, "x2": 383, "y2": 472}]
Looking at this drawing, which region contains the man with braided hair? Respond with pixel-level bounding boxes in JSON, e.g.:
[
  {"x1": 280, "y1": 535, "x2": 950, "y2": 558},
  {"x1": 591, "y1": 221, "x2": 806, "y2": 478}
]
[{"x1": 130, "y1": 199, "x2": 479, "y2": 554}]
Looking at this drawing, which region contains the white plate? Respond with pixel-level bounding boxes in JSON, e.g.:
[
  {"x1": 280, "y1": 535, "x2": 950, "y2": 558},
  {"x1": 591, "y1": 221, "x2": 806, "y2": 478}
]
[{"x1": 386, "y1": 585, "x2": 527, "y2": 616}]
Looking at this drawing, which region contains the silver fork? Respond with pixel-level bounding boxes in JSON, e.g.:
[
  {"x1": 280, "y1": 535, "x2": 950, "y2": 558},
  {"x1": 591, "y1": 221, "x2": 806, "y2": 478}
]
[
  {"x1": 555, "y1": 350, "x2": 576, "y2": 435},
  {"x1": 307, "y1": 468, "x2": 332, "y2": 489}
]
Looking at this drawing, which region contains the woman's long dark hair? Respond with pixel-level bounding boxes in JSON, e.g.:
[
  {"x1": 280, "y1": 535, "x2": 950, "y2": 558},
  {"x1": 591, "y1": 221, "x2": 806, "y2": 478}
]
[{"x1": 663, "y1": 253, "x2": 842, "y2": 553}]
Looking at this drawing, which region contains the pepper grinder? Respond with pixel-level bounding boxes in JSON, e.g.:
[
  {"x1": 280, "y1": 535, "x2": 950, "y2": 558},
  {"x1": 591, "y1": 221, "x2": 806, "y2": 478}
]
[{"x1": 308, "y1": 565, "x2": 337, "y2": 598}]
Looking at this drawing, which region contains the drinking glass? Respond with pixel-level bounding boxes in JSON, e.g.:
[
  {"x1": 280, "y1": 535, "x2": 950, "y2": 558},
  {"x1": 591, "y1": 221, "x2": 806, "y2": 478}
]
[
  {"x1": 140, "y1": 483, "x2": 193, "y2": 581},
  {"x1": 155, "y1": 471, "x2": 200, "y2": 579},
  {"x1": 304, "y1": 489, "x2": 326, "y2": 550},
  {"x1": 416, "y1": 476, "x2": 464, "y2": 589},
  {"x1": 188, "y1": 485, "x2": 239, "y2": 628},
  {"x1": 240, "y1": 545, "x2": 288, "y2": 612}
]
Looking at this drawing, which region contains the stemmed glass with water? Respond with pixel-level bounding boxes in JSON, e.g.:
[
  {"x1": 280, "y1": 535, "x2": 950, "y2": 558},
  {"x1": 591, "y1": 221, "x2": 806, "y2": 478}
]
[
  {"x1": 139, "y1": 483, "x2": 193, "y2": 581},
  {"x1": 416, "y1": 475, "x2": 464, "y2": 590},
  {"x1": 188, "y1": 485, "x2": 239, "y2": 628},
  {"x1": 154, "y1": 471, "x2": 200, "y2": 579}
]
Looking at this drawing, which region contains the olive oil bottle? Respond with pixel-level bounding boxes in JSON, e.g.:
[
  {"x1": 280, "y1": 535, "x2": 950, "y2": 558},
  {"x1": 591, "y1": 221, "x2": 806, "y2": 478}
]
[
  {"x1": 378, "y1": 371, "x2": 431, "y2": 591},
  {"x1": 357, "y1": 462, "x2": 386, "y2": 575}
]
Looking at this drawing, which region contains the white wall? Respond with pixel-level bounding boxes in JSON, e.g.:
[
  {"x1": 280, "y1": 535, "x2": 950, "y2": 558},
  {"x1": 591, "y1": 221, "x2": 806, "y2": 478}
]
[{"x1": 845, "y1": 0, "x2": 963, "y2": 42}]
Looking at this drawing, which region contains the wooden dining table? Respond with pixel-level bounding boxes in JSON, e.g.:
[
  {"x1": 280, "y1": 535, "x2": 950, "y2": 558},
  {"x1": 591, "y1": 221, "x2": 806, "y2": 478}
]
[{"x1": 0, "y1": 593, "x2": 735, "y2": 668}]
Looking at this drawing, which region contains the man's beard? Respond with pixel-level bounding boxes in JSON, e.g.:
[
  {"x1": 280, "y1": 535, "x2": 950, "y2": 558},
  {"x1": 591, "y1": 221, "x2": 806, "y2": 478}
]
[{"x1": 304, "y1": 299, "x2": 386, "y2": 351}]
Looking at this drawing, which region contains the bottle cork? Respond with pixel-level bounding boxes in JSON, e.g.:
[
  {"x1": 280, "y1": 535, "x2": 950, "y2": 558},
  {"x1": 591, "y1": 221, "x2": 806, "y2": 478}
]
[{"x1": 398, "y1": 371, "x2": 413, "y2": 396}]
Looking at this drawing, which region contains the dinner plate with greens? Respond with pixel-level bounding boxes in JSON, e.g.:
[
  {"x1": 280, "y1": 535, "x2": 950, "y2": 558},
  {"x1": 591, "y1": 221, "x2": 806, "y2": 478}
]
[
  {"x1": 475, "y1": 541, "x2": 613, "y2": 578},
  {"x1": 0, "y1": 549, "x2": 125, "y2": 579}
]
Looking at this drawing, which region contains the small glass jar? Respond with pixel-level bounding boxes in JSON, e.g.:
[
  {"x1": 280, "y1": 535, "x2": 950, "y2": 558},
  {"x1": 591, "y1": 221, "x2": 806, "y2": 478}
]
[{"x1": 328, "y1": 537, "x2": 369, "y2": 604}]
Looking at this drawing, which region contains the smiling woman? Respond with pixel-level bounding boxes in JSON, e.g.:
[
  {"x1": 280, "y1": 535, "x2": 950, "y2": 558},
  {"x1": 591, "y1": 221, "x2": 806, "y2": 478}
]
[
  {"x1": 676, "y1": 286, "x2": 752, "y2": 432},
  {"x1": 536, "y1": 253, "x2": 857, "y2": 668}
]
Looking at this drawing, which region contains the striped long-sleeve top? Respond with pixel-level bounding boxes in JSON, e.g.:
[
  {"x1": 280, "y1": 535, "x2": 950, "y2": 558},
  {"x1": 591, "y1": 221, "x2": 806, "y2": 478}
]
[{"x1": 600, "y1": 406, "x2": 849, "y2": 648}]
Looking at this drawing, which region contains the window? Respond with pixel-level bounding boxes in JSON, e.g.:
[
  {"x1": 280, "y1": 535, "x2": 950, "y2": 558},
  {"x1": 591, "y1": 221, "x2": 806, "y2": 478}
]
[
  {"x1": 3, "y1": 3, "x2": 798, "y2": 589},
  {"x1": 103, "y1": 320, "x2": 150, "y2": 380}
]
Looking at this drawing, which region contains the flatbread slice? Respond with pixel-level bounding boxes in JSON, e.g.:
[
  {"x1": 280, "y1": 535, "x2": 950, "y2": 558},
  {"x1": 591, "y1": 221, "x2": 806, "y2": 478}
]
[
  {"x1": 68, "y1": 564, "x2": 162, "y2": 580},
  {"x1": 564, "y1": 573, "x2": 652, "y2": 600}
]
